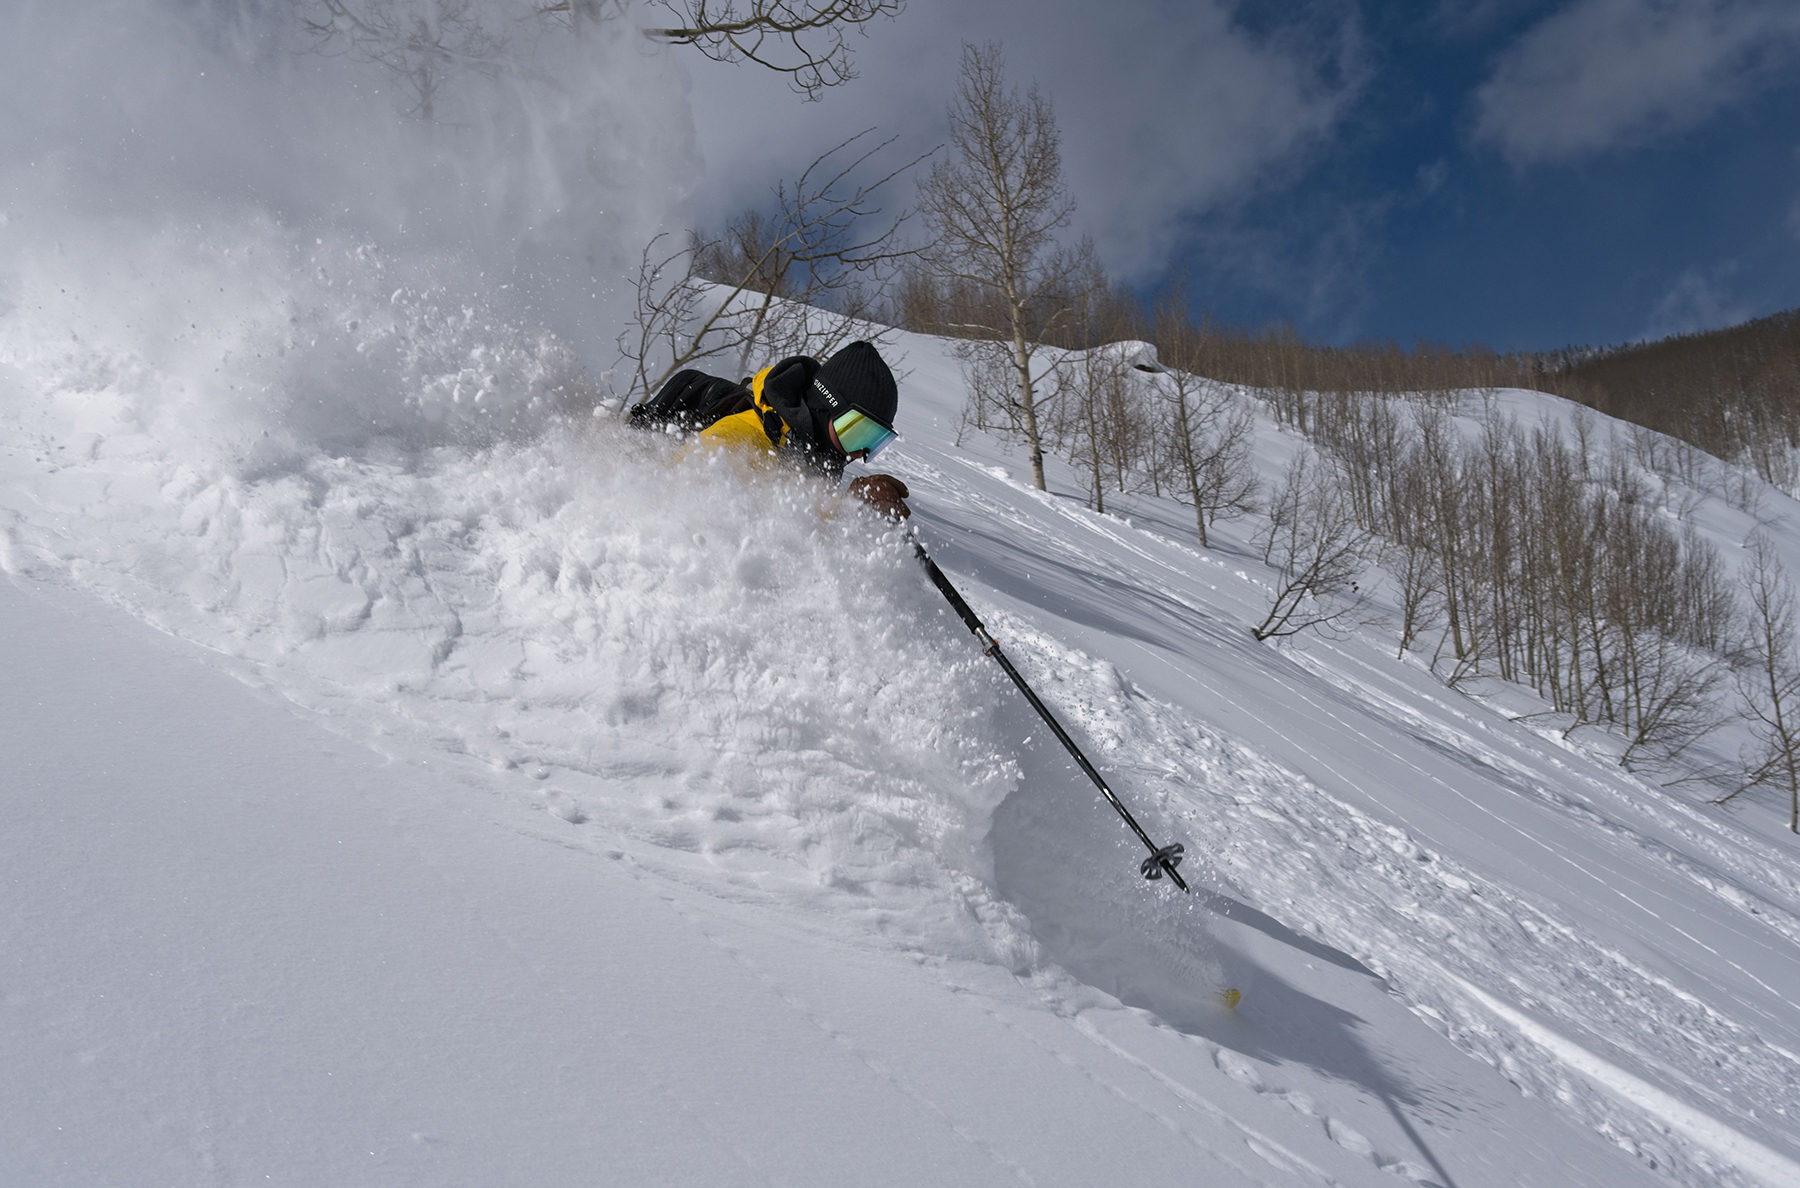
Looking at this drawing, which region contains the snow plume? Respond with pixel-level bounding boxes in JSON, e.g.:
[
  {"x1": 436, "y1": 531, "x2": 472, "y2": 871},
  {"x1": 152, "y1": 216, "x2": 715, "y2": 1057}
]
[
  {"x1": 0, "y1": 401, "x2": 1032, "y2": 959},
  {"x1": 0, "y1": 0, "x2": 698, "y2": 469}
]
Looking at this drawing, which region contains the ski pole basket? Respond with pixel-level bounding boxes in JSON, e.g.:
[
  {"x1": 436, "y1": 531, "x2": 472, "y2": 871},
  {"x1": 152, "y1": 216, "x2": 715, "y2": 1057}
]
[{"x1": 1140, "y1": 843, "x2": 1184, "y2": 882}]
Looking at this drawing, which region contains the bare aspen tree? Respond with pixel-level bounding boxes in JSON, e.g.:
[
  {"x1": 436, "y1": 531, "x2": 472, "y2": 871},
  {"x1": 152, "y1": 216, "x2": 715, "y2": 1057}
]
[
  {"x1": 1060, "y1": 342, "x2": 1134, "y2": 512},
  {"x1": 1052, "y1": 264, "x2": 1148, "y2": 511},
  {"x1": 1382, "y1": 442, "x2": 1442, "y2": 657},
  {"x1": 918, "y1": 42, "x2": 1084, "y2": 491},
  {"x1": 1153, "y1": 290, "x2": 1256, "y2": 547},
  {"x1": 1102, "y1": 354, "x2": 1150, "y2": 495},
  {"x1": 1412, "y1": 406, "x2": 1478, "y2": 675},
  {"x1": 1724, "y1": 463, "x2": 1768, "y2": 518},
  {"x1": 1183, "y1": 392, "x2": 1257, "y2": 541},
  {"x1": 1603, "y1": 505, "x2": 1728, "y2": 766},
  {"x1": 1568, "y1": 405, "x2": 1596, "y2": 480},
  {"x1": 1252, "y1": 450, "x2": 1373, "y2": 641},
  {"x1": 1722, "y1": 533, "x2": 1800, "y2": 831},
  {"x1": 1476, "y1": 409, "x2": 1525, "y2": 684}
]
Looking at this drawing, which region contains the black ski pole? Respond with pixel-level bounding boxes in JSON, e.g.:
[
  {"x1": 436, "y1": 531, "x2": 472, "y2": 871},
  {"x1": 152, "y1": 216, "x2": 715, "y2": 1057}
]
[{"x1": 912, "y1": 538, "x2": 1189, "y2": 892}]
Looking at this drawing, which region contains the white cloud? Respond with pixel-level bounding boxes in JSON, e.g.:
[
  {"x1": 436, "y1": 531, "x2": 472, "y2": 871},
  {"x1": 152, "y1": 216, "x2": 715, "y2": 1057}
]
[
  {"x1": 1474, "y1": 0, "x2": 1800, "y2": 165},
  {"x1": 1416, "y1": 158, "x2": 1450, "y2": 196},
  {"x1": 683, "y1": 0, "x2": 1359, "y2": 280},
  {"x1": 1641, "y1": 265, "x2": 1752, "y2": 339}
]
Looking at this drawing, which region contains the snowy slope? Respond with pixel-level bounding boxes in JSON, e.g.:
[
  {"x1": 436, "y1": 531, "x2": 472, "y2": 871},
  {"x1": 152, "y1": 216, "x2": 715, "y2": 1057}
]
[{"x1": 4, "y1": 309, "x2": 1799, "y2": 1187}]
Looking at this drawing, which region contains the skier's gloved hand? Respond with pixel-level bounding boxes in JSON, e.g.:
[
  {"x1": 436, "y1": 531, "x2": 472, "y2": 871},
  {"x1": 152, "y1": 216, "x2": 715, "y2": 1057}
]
[{"x1": 848, "y1": 474, "x2": 911, "y2": 520}]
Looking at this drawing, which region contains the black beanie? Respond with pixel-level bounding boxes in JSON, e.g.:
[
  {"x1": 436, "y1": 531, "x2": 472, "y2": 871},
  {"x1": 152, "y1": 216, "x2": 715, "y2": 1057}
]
[{"x1": 810, "y1": 341, "x2": 898, "y2": 428}]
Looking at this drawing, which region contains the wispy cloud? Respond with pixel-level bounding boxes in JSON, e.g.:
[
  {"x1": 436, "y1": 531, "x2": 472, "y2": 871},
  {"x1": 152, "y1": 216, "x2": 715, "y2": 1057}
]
[
  {"x1": 1641, "y1": 265, "x2": 1752, "y2": 340},
  {"x1": 1429, "y1": 0, "x2": 1547, "y2": 40},
  {"x1": 1474, "y1": 0, "x2": 1800, "y2": 165}
]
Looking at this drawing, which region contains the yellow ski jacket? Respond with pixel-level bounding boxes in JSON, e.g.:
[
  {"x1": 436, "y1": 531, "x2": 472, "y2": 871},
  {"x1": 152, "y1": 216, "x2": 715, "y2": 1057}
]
[{"x1": 690, "y1": 364, "x2": 787, "y2": 459}]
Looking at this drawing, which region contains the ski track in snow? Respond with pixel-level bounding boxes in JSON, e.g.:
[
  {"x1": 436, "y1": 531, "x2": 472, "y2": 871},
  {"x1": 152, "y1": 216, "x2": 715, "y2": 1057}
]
[
  {"x1": 4, "y1": 306, "x2": 1799, "y2": 1187},
  {"x1": 988, "y1": 611, "x2": 1792, "y2": 1188},
  {"x1": 1452, "y1": 977, "x2": 1800, "y2": 1188}
]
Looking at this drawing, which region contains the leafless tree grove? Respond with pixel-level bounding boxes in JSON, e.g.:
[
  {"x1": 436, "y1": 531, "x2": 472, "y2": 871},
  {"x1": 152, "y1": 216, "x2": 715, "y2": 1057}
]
[
  {"x1": 642, "y1": 0, "x2": 903, "y2": 99},
  {"x1": 1553, "y1": 309, "x2": 1800, "y2": 493},
  {"x1": 1302, "y1": 396, "x2": 1736, "y2": 767}
]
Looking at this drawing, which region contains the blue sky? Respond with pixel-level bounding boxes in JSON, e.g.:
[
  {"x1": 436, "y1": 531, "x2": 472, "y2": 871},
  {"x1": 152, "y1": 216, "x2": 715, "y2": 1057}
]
[{"x1": 684, "y1": 0, "x2": 1800, "y2": 352}]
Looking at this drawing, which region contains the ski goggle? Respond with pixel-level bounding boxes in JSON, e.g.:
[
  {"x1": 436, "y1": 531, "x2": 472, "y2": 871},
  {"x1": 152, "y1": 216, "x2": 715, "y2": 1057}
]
[{"x1": 831, "y1": 407, "x2": 898, "y2": 459}]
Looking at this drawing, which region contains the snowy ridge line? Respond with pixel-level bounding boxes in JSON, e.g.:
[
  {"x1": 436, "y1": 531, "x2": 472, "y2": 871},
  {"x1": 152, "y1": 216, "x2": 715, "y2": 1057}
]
[
  {"x1": 983, "y1": 605, "x2": 1797, "y2": 1187},
  {"x1": 1451, "y1": 978, "x2": 1800, "y2": 1188}
]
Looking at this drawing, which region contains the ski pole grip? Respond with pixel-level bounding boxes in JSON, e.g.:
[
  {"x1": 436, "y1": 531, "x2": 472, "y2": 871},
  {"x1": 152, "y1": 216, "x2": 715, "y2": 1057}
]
[{"x1": 913, "y1": 542, "x2": 987, "y2": 636}]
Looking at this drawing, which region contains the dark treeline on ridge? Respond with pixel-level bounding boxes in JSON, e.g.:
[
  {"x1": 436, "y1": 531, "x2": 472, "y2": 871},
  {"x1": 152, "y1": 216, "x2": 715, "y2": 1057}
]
[{"x1": 1554, "y1": 310, "x2": 1800, "y2": 489}]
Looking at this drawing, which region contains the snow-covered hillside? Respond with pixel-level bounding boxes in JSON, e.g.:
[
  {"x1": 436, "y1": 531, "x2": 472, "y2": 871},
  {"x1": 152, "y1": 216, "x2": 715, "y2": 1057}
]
[{"x1": 5, "y1": 310, "x2": 1799, "y2": 1187}]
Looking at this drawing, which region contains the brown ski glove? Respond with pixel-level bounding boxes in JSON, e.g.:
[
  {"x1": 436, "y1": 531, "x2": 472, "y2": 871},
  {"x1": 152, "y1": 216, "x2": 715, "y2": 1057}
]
[{"x1": 847, "y1": 474, "x2": 911, "y2": 521}]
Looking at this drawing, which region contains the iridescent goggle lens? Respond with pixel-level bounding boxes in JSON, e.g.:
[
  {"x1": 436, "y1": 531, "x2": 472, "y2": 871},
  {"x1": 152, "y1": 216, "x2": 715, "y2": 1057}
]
[{"x1": 832, "y1": 407, "x2": 898, "y2": 459}]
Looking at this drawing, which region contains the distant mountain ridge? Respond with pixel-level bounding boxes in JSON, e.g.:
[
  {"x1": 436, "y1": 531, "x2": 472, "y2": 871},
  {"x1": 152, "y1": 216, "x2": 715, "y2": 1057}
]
[{"x1": 1553, "y1": 307, "x2": 1800, "y2": 488}]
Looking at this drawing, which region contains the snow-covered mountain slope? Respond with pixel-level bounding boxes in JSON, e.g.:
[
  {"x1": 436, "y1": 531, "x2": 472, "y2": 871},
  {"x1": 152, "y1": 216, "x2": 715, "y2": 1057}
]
[{"x1": 4, "y1": 315, "x2": 1798, "y2": 1187}]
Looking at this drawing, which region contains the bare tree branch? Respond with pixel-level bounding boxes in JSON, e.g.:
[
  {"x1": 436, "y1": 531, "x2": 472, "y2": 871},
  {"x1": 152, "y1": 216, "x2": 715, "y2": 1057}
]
[
  {"x1": 1252, "y1": 450, "x2": 1374, "y2": 642},
  {"x1": 644, "y1": 0, "x2": 902, "y2": 99}
]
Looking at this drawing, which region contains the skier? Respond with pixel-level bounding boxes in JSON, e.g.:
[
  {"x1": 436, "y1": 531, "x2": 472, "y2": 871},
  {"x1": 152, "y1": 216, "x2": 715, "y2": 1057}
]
[{"x1": 627, "y1": 340, "x2": 911, "y2": 520}]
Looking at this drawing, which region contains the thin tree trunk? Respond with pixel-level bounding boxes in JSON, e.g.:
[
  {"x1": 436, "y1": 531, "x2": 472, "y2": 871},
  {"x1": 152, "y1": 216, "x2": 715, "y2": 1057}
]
[{"x1": 1012, "y1": 322, "x2": 1046, "y2": 490}]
